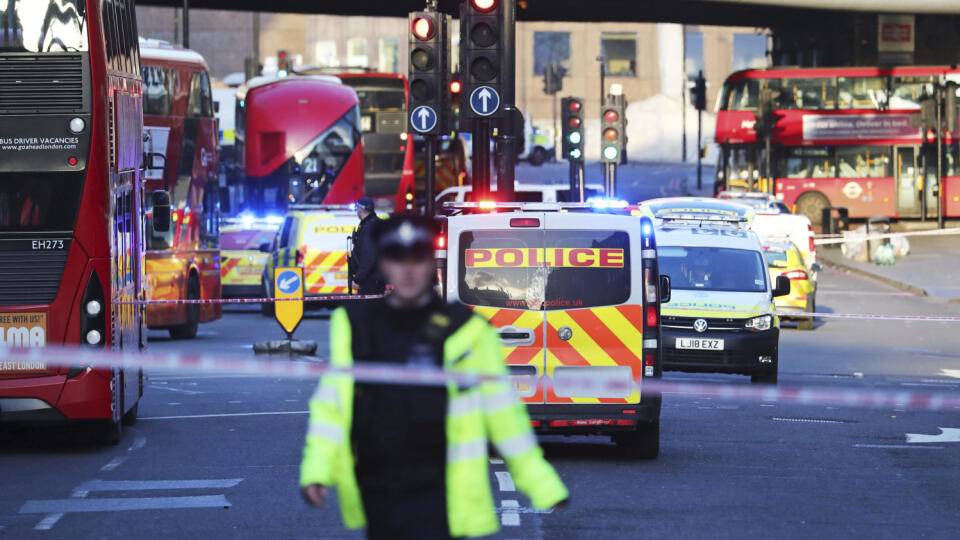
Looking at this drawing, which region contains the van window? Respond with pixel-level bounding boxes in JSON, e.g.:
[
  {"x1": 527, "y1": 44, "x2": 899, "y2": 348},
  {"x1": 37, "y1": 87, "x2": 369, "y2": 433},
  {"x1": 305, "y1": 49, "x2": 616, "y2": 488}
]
[
  {"x1": 458, "y1": 229, "x2": 630, "y2": 310},
  {"x1": 658, "y1": 246, "x2": 767, "y2": 292},
  {"x1": 278, "y1": 217, "x2": 297, "y2": 249}
]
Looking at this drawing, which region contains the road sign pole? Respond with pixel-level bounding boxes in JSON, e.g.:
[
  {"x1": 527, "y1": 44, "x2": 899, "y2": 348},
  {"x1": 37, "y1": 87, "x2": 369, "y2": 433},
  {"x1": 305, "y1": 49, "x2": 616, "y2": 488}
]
[
  {"x1": 496, "y1": 0, "x2": 517, "y2": 202},
  {"x1": 425, "y1": 135, "x2": 437, "y2": 216},
  {"x1": 568, "y1": 158, "x2": 577, "y2": 195},
  {"x1": 937, "y1": 84, "x2": 943, "y2": 228},
  {"x1": 697, "y1": 107, "x2": 703, "y2": 190},
  {"x1": 473, "y1": 119, "x2": 490, "y2": 199},
  {"x1": 578, "y1": 161, "x2": 586, "y2": 202}
]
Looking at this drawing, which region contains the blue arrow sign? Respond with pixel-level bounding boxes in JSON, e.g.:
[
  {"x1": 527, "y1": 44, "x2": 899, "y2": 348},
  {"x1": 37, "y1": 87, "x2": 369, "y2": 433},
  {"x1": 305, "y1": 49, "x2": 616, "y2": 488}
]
[
  {"x1": 411, "y1": 105, "x2": 438, "y2": 133},
  {"x1": 470, "y1": 86, "x2": 500, "y2": 117},
  {"x1": 276, "y1": 269, "x2": 301, "y2": 295}
]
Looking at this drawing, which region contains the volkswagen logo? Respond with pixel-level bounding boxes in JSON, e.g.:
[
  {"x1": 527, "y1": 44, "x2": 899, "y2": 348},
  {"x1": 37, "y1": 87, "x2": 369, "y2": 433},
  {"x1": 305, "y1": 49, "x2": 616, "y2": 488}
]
[{"x1": 693, "y1": 318, "x2": 708, "y2": 333}]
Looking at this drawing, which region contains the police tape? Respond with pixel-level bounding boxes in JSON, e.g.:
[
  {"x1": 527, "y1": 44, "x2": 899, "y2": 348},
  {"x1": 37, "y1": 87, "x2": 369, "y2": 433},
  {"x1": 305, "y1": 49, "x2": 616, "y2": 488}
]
[
  {"x1": 813, "y1": 227, "x2": 960, "y2": 246},
  {"x1": 665, "y1": 306, "x2": 960, "y2": 323},
  {"x1": 114, "y1": 294, "x2": 385, "y2": 305},
  {"x1": 3, "y1": 345, "x2": 959, "y2": 412}
]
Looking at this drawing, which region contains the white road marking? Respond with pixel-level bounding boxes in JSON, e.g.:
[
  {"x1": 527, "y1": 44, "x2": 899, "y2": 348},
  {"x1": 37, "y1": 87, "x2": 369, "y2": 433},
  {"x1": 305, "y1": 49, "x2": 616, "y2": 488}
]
[
  {"x1": 771, "y1": 417, "x2": 848, "y2": 424},
  {"x1": 284, "y1": 399, "x2": 298, "y2": 403},
  {"x1": 495, "y1": 471, "x2": 515, "y2": 492},
  {"x1": 900, "y1": 382, "x2": 959, "y2": 388},
  {"x1": 855, "y1": 444, "x2": 944, "y2": 450},
  {"x1": 77, "y1": 479, "x2": 243, "y2": 492},
  {"x1": 489, "y1": 458, "x2": 504, "y2": 464},
  {"x1": 149, "y1": 385, "x2": 202, "y2": 395},
  {"x1": 500, "y1": 500, "x2": 520, "y2": 526},
  {"x1": 167, "y1": 402, "x2": 181, "y2": 406},
  {"x1": 941, "y1": 369, "x2": 960, "y2": 379},
  {"x1": 895, "y1": 347, "x2": 943, "y2": 354},
  {"x1": 817, "y1": 290, "x2": 910, "y2": 296},
  {"x1": 33, "y1": 514, "x2": 64, "y2": 530},
  {"x1": 140, "y1": 411, "x2": 308, "y2": 420},
  {"x1": 228, "y1": 401, "x2": 242, "y2": 404},
  {"x1": 906, "y1": 427, "x2": 960, "y2": 444},
  {"x1": 128, "y1": 436, "x2": 147, "y2": 452},
  {"x1": 20, "y1": 496, "x2": 231, "y2": 514},
  {"x1": 100, "y1": 457, "x2": 127, "y2": 472}
]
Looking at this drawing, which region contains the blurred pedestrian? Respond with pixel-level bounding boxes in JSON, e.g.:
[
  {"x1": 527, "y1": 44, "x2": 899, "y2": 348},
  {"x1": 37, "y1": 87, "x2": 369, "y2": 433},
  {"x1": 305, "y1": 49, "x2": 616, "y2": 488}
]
[
  {"x1": 350, "y1": 197, "x2": 385, "y2": 295},
  {"x1": 301, "y1": 216, "x2": 568, "y2": 540}
]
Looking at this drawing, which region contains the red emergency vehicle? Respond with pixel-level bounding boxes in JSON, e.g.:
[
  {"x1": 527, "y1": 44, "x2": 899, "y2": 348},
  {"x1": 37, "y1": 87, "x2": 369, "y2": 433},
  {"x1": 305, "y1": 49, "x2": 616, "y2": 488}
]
[
  {"x1": 715, "y1": 66, "x2": 960, "y2": 223},
  {"x1": 0, "y1": 0, "x2": 155, "y2": 442},
  {"x1": 140, "y1": 39, "x2": 222, "y2": 339}
]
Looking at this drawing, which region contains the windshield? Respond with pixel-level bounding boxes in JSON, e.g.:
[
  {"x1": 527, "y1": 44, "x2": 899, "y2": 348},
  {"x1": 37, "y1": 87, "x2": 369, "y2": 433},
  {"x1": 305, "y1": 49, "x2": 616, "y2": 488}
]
[
  {"x1": 221, "y1": 229, "x2": 277, "y2": 251},
  {"x1": 0, "y1": 173, "x2": 83, "y2": 231},
  {"x1": 762, "y1": 249, "x2": 789, "y2": 267},
  {"x1": 659, "y1": 246, "x2": 767, "y2": 293},
  {"x1": 0, "y1": 0, "x2": 87, "y2": 52},
  {"x1": 459, "y1": 229, "x2": 631, "y2": 310}
]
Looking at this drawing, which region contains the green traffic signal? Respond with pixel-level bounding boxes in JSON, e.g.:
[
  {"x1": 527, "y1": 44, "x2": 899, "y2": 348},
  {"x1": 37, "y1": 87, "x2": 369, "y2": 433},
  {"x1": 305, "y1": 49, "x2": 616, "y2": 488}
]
[
  {"x1": 602, "y1": 145, "x2": 619, "y2": 160},
  {"x1": 568, "y1": 131, "x2": 582, "y2": 145}
]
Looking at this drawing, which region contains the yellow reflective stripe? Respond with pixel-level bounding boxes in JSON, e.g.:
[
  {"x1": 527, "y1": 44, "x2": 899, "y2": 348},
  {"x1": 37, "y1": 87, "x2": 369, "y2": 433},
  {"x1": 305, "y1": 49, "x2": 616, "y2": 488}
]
[
  {"x1": 448, "y1": 392, "x2": 481, "y2": 417},
  {"x1": 310, "y1": 385, "x2": 338, "y2": 405},
  {"x1": 495, "y1": 431, "x2": 537, "y2": 459},
  {"x1": 447, "y1": 439, "x2": 487, "y2": 462},
  {"x1": 307, "y1": 421, "x2": 344, "y2": 442}
]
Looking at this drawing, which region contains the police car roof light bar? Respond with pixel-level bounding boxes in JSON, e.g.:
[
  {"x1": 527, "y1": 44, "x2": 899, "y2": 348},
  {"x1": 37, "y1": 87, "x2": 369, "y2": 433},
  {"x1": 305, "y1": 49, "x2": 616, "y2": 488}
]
[
  {"x1": 289, "y1": 204, "x2": 357, "y2": 211},
  {"x1": 657, "y1": 212, "x2": 749, "y2": 223}
]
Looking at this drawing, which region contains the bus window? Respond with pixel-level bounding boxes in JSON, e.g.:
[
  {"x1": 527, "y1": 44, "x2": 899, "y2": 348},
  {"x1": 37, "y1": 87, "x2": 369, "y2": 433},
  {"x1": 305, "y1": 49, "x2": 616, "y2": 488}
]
[
  {"x1": 727, "y1": 79, "x2": 758, "y2": 110},
  {"x1": 143, "y1": 66, "x2": 174, "y2": 115},
  {"x1": 838, "y1": 77, "x2": 886, "y2": 110},
  {"x1": 0, "y1": 0, "x2": 87, "y2": 52},
  {"x1": 780, "y1": 78, "x2": 836, "y2": 110},
  {"x1": 728, "y1": 147, "x2": 754, "y2": 183},
  {"x1": 188, "y1": 72, "x2": 215, "y2": 118},
  {"x1": 785, "y1": 147, "x2": 833, "y2": 178},
  {"x1": 890, "y1": 77, "x2": 934, "y2": 109},
  {"x1": 837, "y1": 146, "x2": 891, "y2": 178}
]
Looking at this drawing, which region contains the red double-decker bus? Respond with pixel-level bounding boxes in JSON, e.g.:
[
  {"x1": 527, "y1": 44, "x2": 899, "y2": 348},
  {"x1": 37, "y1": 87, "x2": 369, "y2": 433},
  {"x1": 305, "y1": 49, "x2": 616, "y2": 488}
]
[
  {"x1": 715, "y1": 66, "x2": 960, "y2": 224},
  {"x1": 140, "y1": 39, "x2": 222, "y2": 339},
  {"x1": 0, "y1": 0, "x2": 159, "y2": 442},
  {"x1": 231, "y1": 76, "x2": 364, "y2": 215}
]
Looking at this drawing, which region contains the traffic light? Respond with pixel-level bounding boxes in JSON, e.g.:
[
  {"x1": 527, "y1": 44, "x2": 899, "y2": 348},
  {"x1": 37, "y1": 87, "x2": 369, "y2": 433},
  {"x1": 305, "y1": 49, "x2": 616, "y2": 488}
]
[
  {"x1": 601, "y1": 98, "x2": 626, "y2": 164},
  {"x1": 691, "y1": 71, "x2": 707, "y2": 111},
  {"x1": 408, "y1": 11, "x2": 450, "y2": 135},
  {"x1": 561, "y1": 97, "x2": 584, "y2": 162},
  {"x1": 754, "y1": 87, "x2": 782, "y2": 138},
  {"x1": 542, "y1": 62, "x2": 564, "y2": 95},
  {"x1": 460, "y1": 0, "x2": 504, "y2": 122},
  {"x1": 277, "y1": 50, "x2": 291, "y2": 77}
]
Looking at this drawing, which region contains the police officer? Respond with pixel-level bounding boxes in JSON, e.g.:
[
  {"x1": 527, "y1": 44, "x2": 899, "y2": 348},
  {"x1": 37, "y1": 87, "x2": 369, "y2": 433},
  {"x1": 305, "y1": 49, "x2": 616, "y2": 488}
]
[
  {"x1": 300, "y1": 216, "x2": 568, "y2": 540},
  {"x1": 351, "y1": 197, "x2": 385, "y2": 295}
]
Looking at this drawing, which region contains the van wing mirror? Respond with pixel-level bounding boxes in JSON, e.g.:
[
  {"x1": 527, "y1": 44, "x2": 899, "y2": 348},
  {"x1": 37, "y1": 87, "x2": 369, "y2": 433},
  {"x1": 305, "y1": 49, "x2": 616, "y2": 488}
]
[
  {"x1": 145, "y1": 152, "x2": 166, "y2": 171},
  {"x1": 772, "y1": 275, "x2": 791, "y2": 298},
  {"x1": 811, "y1": 262, "x2": 824, "y2": 272},
  {"x1": 659, "y1": 275, "x2": 671, "y2": 304},
  {"x1": 151, "y1": 190, "x2": 172, "y2": 233},
  {"x1": 258, "y1": 242, "x2": 272, "y2": 253}
]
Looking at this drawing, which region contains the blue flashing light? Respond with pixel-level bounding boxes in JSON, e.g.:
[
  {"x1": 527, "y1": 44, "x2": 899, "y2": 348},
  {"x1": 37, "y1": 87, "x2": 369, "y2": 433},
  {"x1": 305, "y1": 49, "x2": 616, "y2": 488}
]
[
  {"x1": 239, "y1": 213, "x2": 256, "y2": 228},
  {"x1": 641, "y1": 222, "x2": 653, "y2": 237},
  {"x1": 264, "y1": 215, "x2": 284, "y2": 225},
  {"x1": 348, "y1": 203, "x2": 358, "y2": 211},
  {"x1": 587, "y1": 197, "x2": 629, "y2": 210}
]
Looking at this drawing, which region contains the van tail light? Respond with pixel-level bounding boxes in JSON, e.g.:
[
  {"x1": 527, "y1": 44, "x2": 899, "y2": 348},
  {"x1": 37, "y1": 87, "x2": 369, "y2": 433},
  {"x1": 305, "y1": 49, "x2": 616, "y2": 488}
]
[
  {"x1": 435, "y1": 235, "x2": 446, "y2": 249},
  {"x1": 782, "y1": 269, "x2": 808, "y2": 281},
  {"x1": 646, "y1": 305, "x2": 657, "y2": 327},
  {"x1": 510, "y1": 217, "x2": 540, "y2": 227},
  {"x1": 296, "y1": 248, "x2": 305, "y2": 266},
  {"x1": 69, "y1": 271, "x2": 107, "y2": 378},
  {"x1": 808, "y1": 236, "x2": 816, "y2": 253},
  {"x1": 639, "y1": 215, "x2": 660, "y2": 380}
]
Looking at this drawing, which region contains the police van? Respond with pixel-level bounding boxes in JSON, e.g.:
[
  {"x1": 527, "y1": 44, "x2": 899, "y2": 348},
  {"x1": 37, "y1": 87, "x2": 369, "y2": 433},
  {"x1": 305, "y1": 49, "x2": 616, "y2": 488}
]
[
  {"x1": 647, "y1": 210, "x2": 790, "y2": 384},
  {"x1": 441, "y1": 201, "x2": 669, "y2": 458},
  {"x1": 260, "y1": 205, "x2": 357, "y2": 315}
]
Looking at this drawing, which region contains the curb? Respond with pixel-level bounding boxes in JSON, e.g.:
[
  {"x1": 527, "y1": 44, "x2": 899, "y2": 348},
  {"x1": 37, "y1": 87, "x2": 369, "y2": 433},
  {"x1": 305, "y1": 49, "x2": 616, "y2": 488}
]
[{"x1": 818, "y1": 251, "x2": 928, "y2": 297}]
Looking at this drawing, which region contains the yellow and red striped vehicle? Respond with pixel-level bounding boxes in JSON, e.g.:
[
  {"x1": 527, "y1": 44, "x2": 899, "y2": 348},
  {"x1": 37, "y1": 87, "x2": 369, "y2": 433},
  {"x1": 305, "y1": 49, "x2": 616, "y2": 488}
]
[
  {"x1": 220, "y1": 216, "x2": 282, "y2": 298},
  {"x1": 443, "y1": 202, "x2": 667, "y2": 458}
]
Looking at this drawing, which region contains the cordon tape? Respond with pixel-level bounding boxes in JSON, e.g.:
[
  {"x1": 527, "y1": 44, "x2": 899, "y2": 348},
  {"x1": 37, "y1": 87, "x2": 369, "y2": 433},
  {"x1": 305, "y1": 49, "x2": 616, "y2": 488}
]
[
  {"x1": 3, "y1": 345, "x2": 959, "y2": 412},
  {"x1": 813, "y1": 226, "x2": 960, "y2": 246}
]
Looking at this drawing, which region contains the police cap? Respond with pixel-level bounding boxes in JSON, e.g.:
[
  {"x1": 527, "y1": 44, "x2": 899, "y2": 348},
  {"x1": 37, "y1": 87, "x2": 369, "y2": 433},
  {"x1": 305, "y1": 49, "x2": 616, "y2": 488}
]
[{"x1": 375, "y1": 216, "x2": 439, "y2": 261}]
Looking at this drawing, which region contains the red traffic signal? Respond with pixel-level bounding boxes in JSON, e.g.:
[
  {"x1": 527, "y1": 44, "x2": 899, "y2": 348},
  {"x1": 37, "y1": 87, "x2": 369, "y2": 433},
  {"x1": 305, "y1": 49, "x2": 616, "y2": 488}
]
[
  {"x1": 411, "y1": 16, "x2": 436, "y2": 41},
  {"x1": 568, "y1": 99, "x2": 582, "y2": 112},
  {"x1": 471, "y1": 0, "x2": 497, "y2": 12},
  {"x1": 450, "y1": 80, "x2": 462, "y2": 94},
  {"x1": 604, "y1": 109, "x2": 619, "y2": 123}
]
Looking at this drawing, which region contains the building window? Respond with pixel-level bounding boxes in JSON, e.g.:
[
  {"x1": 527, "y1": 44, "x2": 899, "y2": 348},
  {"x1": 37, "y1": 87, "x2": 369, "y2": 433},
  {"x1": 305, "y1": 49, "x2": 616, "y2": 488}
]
[
  {"x1": 732, "y1": 34, "x2": 768, "y2": 71},
  {"x1": 315, "y1": 41, "x2": 338, "y2": 67},
  {"x1": 684, "y1": 31, "x2": 704, "y2": 78},
  {"x1": 379, "y1": 39, "x2": 399, "y2": 73},
  {"x1": 346, "y1": 38, "x2": 368, "y2": 68},
  {"x1": 533, "y1": 32, "x2": 571, "y2": 76},
  {"x1": 601, "y1": 33, "x2": 636, "y2": 77}
]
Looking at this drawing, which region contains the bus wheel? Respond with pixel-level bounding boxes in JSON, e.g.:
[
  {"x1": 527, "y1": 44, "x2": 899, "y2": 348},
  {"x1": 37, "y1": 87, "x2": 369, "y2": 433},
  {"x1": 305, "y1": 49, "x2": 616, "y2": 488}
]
[
  {"x1": 529, "y1": 147, "x2": 547, "y2": 166},
  {"x1": 796, "y1": 192, "x2": 829, "y2": 225},
  {"x1": 121, "y1": 372, "x2": 140, "y2": 426},
  {"x1": 169, "y1": 275, "x2": 200, "y2": 339},
  {"x1": 616, "y1": 420, "x2": 660, "y2": 459}
]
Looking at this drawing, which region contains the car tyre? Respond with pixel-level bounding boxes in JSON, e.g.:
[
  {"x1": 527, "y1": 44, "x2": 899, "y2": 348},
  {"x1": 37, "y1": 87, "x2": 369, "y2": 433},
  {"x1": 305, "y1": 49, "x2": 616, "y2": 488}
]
[
  {"x1": 751, "y1": 370, "x2": 778, "y2": 384},
  {"x1": 169, "y1": 275, "x2": 200, "y2": 339},
  {"x1": 616, "y1": 421, "x2": 660, "y2": 459},
  {"x1": 798, "y1": 298, "x2": 815, "y2": 331},
  {"x1": 260, "y1": 279, "x2": 275, "y2": 317},
  {"x1": 529, "y1": 147, "x2": 548, "y2": 166}
]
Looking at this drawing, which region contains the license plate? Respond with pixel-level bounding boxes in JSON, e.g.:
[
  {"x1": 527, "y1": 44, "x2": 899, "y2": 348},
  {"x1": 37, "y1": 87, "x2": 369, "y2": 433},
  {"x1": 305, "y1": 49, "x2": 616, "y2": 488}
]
[
  {"x1": 0, "y1": 312, "x2": 47, "y2": 355},
  {"x1": 676, "y1": 337, "x2": 724, "y2": 350}
]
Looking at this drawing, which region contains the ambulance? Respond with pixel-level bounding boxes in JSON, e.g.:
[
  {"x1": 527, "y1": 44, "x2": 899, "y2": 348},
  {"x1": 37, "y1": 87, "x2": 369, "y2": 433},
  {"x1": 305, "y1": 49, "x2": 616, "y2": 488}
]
[
  {"x1": 442, "y1": 201, "x2": 669, "y2": 458},
  {"x1": 650, "y1": 211, "x2": 791, "y2": 384},
  {"x1": 221, "y1": 216, "x2": 282, "y2": 298},
  {"x1": 261, "y1": 205, "x2": 357, "y2": 315}
]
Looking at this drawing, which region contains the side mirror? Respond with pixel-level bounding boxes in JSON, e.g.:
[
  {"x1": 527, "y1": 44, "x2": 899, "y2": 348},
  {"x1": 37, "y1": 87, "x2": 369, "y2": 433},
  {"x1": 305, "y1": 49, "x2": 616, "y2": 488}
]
[
  {"x1": 258, "y1": 242, "x2": 272, "y2": 253},
  {"x1": 772, "y1": 275, "x2": 791, "y2": 298},
  {"x1": 214, "y1": 101, "x2": 220, "y2": 113},
  {"x1": 145, "y1": 152, "x2": 166, "y2": 171},
  {"x1": 810, "y1": 262, "x2": 824, "y2": 272},
  {"x1": 659, "y1": 275, "x2": 671, "y2": 304},
  {"x1": 151, "y1": 190, "x2": 172, "y2": 233}
]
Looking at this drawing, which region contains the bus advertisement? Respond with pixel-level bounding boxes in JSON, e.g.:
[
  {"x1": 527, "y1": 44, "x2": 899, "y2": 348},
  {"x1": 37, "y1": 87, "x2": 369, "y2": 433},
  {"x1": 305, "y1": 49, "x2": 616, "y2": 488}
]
[
  {"x1": 140, "y1": 39, "x2": 223, "y2": 339},
  {"x1": 230, "y1": 76, "x2": 365, "y2": 216},
  {"x1": 0, "y1": 0, "x2": 160, "y2": 442},
  {"x1": 715, "y1": 66, "x2": 960, "y2": 224}
]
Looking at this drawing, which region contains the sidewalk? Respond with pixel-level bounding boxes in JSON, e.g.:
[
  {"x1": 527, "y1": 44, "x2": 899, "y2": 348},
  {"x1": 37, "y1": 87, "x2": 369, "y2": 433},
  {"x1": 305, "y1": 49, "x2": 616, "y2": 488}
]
[{"x1": 818, "y1": 234, "x2": 960, "y2": 300}]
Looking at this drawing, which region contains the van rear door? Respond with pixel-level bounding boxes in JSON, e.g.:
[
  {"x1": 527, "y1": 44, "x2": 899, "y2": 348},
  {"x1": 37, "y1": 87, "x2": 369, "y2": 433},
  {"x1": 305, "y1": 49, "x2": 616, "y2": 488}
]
[{"x1": 301, "y1": 213, "x2": 355, "y2": 294}]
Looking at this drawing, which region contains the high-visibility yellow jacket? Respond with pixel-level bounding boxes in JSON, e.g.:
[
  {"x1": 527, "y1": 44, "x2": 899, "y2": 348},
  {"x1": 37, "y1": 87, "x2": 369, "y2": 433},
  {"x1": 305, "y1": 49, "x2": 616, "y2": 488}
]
[{"x1": 300, "y1": 306, "x2": 568, "y2": 538}]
